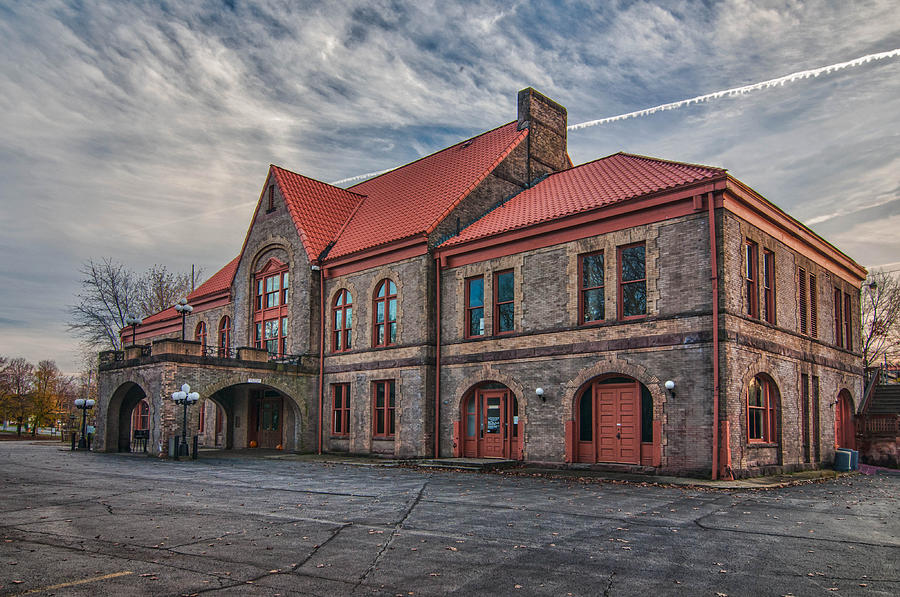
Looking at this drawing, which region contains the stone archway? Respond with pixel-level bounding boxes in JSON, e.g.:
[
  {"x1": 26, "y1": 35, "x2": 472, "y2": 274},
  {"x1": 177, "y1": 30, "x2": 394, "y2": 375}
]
[{"x1": 106, "y1": 382, "x2": 149, "y2": 453}]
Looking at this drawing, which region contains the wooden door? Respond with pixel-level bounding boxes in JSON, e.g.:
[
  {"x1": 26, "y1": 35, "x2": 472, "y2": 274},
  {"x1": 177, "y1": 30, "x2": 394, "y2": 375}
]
[
  {"x1": 835, "y1": 392, "x2": 854, "y2": 449},
  {"x1": 481, "y1": 391, "x2": 505, "y2": 458},
  {"x1": 251, "y1": 394, "x2": 282, "y2": 449},
  {"x1": 593, "y1": 382, "x2": 640, "y2": 464}
]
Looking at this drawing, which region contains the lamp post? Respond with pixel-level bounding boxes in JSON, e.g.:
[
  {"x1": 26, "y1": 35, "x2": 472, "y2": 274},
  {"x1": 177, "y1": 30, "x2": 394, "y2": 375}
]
[
  {"x1": 74, "y1": 398, "x2": 95, "y2": 449},
  {"x1": 171, "y1": 383, "x2": 199, "y2": 457},
  {"x1": 174, "y1": 298, "x2": 193, "y2": 341},
  {"x1": 125, "y1": 314, "x2": 143, "y2": 346}
]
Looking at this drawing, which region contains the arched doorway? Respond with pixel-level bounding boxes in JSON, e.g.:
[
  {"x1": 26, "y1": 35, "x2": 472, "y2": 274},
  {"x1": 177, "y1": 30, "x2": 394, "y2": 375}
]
[
  {"x1": 460, "y1": 382, "x2": 521, "y2": 459},
  {"x1": 574, "y1": 376, "x2": 653, "y2": 465},
  {"x1": 835, "y1": 390, "x2": 855, "y2": 449},
  {"x1": 107, "y1": 382, "x2": 149, "y2": 452}
]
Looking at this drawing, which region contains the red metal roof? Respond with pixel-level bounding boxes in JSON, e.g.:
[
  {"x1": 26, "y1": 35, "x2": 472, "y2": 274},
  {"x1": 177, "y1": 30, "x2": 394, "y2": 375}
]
[
  {"x1": 327, "y1": 122, "x2": 528, "y2": 260},
  {"x1": 442, "y1": 152, "x2": 726, "y2": 246},
  {"x1": 270, "y1": 166, "x2": 366, "y2": 263}
]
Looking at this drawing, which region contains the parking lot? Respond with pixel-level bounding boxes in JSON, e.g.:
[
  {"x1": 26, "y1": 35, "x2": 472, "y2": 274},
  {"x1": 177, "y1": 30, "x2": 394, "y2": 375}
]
[{"x1": 1, "y1": 442, "x2": 897, "y2": 596}]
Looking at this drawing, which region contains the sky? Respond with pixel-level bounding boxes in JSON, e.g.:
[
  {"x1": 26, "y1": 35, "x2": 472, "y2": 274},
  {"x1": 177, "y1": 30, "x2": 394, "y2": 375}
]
[{"x1": 1, "y1": 0, "x2": 898, "y2": 374}]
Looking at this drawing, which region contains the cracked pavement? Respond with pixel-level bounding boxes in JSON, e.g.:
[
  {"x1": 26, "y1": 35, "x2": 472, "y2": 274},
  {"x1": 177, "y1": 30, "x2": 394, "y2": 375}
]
[{"x1": 1, "y1": 442, "x2": 897, "y2": 596}]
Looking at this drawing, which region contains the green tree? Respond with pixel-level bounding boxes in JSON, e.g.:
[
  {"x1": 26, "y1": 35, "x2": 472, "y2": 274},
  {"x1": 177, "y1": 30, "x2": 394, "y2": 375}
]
[{"x1": 1, "y1": 358, "x2": 35, "y2": 437}]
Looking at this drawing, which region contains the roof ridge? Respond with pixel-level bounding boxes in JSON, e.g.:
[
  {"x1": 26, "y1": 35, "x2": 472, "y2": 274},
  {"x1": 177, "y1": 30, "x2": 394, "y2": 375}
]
[
  {"x1": 271, "y1": 164, "x2": 368, "y2": 199},
  {"x1": 617, "y1": 152, "x2": 726, "y2": 173},
  {"x1": 348, "y1": 121, "x2": 518, "y2": 190}
]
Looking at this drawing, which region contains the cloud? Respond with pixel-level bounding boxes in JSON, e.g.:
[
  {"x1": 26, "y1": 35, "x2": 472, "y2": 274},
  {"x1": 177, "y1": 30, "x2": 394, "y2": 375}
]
[{"x1": 0, "y1": 0, "x2": 898, "y2": 372}]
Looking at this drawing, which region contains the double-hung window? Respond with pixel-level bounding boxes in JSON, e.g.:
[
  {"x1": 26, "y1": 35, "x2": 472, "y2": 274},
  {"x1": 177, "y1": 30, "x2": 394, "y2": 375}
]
[
  {"x1": 465, "y1": 276, "x2": 484, "y2": 337},
  {"x1": 843, "y1": 293, "x2": 852, "y2": 351},
  {"x1": 618, "y1": 243, "x2": 646, "y2": 319},
  {"x1": 745, "y1": 240, "x2": 759, "y2": 318},
  {"x1": 372, "y1": 380, "x2": 395, "y2": 438},
  {"x1": 332, "y1": 383, "x2": 350, "y2": 436},
  {"x1": 763, "y1": 250, "x2": 775, "y2": 324},
  {"x1": 834, "y1": 287, "x2": 844, "y2": 348},
  {"x1": 494, "y1": 270, "x2": 515, "y2": 334},
  {"x1": 579, "y1": 252, "x2": 604, "y2": 324}
]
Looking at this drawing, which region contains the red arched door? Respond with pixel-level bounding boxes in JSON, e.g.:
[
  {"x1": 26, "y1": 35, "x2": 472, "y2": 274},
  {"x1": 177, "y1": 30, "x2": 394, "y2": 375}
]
[
  {"x1": 576, "y1": 377, "x2": 649, "y2": 465},
  {"x1": 461, "y1": 384, "x2": 520, "y2": 459},
  {"x1": 835, "y1": 390, "x2": 855, "y2": 449}
]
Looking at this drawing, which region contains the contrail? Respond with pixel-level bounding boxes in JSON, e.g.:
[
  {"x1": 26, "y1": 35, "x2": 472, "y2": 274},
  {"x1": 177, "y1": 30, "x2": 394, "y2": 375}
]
[
  {"x1": 568, "y1": 48, "x2": 900, "y2": 130},
  {"x1": 330, "y1": 168, "x2": 394, "y2": 186}
]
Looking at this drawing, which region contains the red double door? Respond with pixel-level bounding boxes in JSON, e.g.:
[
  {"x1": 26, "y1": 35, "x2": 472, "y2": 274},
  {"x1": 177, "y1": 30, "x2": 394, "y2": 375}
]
[
  {"x1": 577, "y1": 382, "x2": 640, "y2": 464},
  {"x1": 462, "y1": 388, "x2": 520, "y2": 459}
]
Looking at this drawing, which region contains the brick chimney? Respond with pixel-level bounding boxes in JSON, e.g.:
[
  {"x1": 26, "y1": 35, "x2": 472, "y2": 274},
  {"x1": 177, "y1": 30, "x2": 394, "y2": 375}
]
[{"x1": 517, "y1": 88, "x2": 568, "y2": 182}]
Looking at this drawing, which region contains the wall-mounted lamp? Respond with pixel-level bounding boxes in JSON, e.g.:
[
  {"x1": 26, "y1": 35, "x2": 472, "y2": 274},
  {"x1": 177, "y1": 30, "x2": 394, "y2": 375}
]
[
  {"x1": 536, "y1": 387, "x2": 545, "y2": 402},
  {"x1": 664, "y1": 380, "x2": 676, "y2": 398}
]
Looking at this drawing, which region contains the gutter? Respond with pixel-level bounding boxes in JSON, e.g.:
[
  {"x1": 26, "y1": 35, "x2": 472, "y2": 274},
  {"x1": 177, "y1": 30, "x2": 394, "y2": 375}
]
[{"x1": 435, "y1": 257, "x2": 442, "y2": 458}]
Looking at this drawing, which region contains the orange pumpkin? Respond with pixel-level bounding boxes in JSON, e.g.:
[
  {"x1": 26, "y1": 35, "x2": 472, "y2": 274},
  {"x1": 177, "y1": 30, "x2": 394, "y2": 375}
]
[
  {"x1": 276, "y1": 444, "x2": 283, "y2": 451},
  {"x1": 249, "y1": 440, "x2": 258, "y2": 448}
]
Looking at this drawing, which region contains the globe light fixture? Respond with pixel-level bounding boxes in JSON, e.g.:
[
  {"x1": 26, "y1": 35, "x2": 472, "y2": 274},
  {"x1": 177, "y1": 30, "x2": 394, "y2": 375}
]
[
  {"x1": 171, "y1": 383, "x2": 200, "y2": 457},
  {"x1": 174, "y1": 298, "x2": 193, "y2": 341},
  {"x1": 73, "y1": 398, "x2": 96, "y2": 449},
  {"x1": 124, "y1": 314, "x2": 143, "y2": 346}
]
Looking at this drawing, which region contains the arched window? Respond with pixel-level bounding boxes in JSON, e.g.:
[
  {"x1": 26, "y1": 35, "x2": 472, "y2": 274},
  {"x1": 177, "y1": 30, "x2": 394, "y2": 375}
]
[
  {"x1": 195, "y1": 321, "x2": 207, "y2": 350},
  {"x1": 132, "y1": 399, "x2": 149, "y2": 431},
  {"x1": 253, "y1": 259, "x2": 289, "y2": 356},
  {"x1": 373, "y1": 279, "x2": 397, "y2": 347},
  {"x1": 219, "y1": 316, "x2": 231, "y2": 356},
  {"x1": 747, "y1": 375, "x2": 778, "y2": 443},
  {"x1": 332, "y1": 289, "x2": 353, "y2": 352}
]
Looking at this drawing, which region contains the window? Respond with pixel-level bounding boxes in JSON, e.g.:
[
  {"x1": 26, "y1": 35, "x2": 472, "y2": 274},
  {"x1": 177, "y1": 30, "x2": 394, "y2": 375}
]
[
  {"x1": 373, "y1": 280, "x2": 397, "y2": 347},
  {"x1": 579, "y1": 252, "x2": 605, "y2": 323},
  {"x1": 798, "y1": 267, "x2": 808, "y2": 334},
  {"x1": 372, "y1": 380, "x2": 395, "y2": 438},
  {"x1": 809, "y1": 274, "x2": 817, "y2": 337},
  {"x1": 332, "y1": 384, "x2": 350, "y2": 436},
  {"x1": 465, "y1": 276, "x2": 484, "y2": 337},
  {"x1": 219, "y1": 316, "x2": 230, "y2": 356},
  {"x1": 332, "y1": 289, "x2": 353, "y2": 352},
  {"x1": 763, "y1": 250, "x2": 775, "y2": 324},
  {"x1": 843, "y1": 293, "x2": 852, "y2": 351},
  {"x1": 747, "y1": 375, "x2": 778, "y2": 443},
  {"x1": 132, "y1": 400, "x2": 149, "y2": 431},
  {"x1": 266, "y1": 185, "x2": 275, "y2": 212},
  {"x1": 618, "y1": 243, "x2": 646, "y2": 319},
  {"x1": 834, "y1": 288, "x2": 844, "y2": 348},
  {"x1": 745, "y1": 240, "x2": 758, "y2": 318},
  {"x1": 195, "y1": 321, "x2": 207, "y2": 350},
  {"x1": 254, "y1": 264, "x2": 289, "y2": 356},
  {"x1": 493, "y1": 270, "x2": 515, "y2": 334}
]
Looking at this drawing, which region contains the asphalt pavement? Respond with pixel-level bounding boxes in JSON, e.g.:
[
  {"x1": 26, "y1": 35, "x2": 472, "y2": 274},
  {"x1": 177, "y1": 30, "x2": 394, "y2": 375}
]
[{"x1": 1, "y1": 442, "x2": 897, "y2": 596}]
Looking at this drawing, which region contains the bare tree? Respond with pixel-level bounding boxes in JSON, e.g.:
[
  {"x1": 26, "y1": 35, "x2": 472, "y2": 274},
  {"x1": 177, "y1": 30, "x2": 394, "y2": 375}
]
[
  {"x1": 0, "y1": 358, "x2": 35, "y2": 436},
  {"x1": 68, "y1": 259, "x2": 200, "y2": 351},
  {"x1": 134, "y1": 264, "x2": 199, "y2": 317},
  {"x1": 68, "y1": 258, "x2": 136, "y2": 351},
  {"x1": 861, "y1": 269, "x2": 900, "y2": 369}
]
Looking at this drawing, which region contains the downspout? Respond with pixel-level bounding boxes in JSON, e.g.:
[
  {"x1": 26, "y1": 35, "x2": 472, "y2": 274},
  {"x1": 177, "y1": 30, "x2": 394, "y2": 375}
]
[
  {"x1": 708, "y1": 191, "x2": 721, "y2": 480},
  {"x1": 434, "y1": 257, "x2": 442, "y2": 458},
  {"x1": 317, "y1": 266, "x2": 325, "y2": 455}
]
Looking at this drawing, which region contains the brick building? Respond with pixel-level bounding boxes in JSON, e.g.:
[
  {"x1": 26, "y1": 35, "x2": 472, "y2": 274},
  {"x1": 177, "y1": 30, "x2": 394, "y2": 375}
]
[{"x1": 96, "y1": 88, "x2": 866, "y2": 478}]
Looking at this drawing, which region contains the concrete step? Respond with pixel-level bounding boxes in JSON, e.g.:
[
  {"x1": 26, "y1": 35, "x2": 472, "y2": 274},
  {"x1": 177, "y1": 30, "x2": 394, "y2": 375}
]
[{"x1": 417, "y1": 458, "x2": 518, "y2": 471}]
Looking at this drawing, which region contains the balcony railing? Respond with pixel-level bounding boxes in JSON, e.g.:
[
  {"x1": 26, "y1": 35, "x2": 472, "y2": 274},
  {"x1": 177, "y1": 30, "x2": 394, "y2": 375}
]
[
  {"x1": 202, "y1": 346, "x2": 238, "y2": 359},
  {"x1": 100, "y1": 341, "x2": 316, "y2": 372},
  {"x1": 858, "y1": 414, "x2": 899, "y2": 437}
]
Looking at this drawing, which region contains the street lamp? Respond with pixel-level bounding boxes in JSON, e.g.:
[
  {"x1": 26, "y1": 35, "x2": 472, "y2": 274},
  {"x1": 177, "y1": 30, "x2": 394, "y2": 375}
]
[
  {"x1": 74, "y1": 398, "x2": 95, "y2": 449},
  {"x1": 174, "y1": 298, "x2": 193, "y2": 341},
  {"x1": 171, "y1": 383, "x2": 199, "y2": 457},
  {"x1": 124, "y1": 314, "x2": 143, "y2": 346}
]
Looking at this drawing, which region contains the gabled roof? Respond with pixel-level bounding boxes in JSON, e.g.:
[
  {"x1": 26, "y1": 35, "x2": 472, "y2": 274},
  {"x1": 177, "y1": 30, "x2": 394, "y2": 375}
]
[
  {"x1": 326, "y1": 122, "x2": 529, "y2": 260},
  {"x1": 188, "y1": 255, "x2": 240, "y2": 301},
  {"x1": 442, "y1": 152, "x2": 726, "y2": 246},
  {"x1": 122, "y1": 256, "x2": 240, "y2": 335},
  {"x1": 270, "y1": 165, "x2": 365, "y2": 263}
]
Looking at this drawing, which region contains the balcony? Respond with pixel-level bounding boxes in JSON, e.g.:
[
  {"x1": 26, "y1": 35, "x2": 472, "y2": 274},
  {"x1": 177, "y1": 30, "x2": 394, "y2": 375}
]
[{"x1": 100, "y1": 339, "x2": 318, "y2": 375}]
